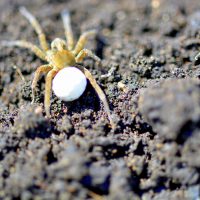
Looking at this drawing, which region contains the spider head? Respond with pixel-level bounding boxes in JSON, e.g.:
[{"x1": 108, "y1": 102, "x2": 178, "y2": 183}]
[
  {"x1": 46, "y1": 38, "x2": 76, "y2": 69},
  {"x1": 51, "y1": 38, "x2": 66, "y2": 51}
]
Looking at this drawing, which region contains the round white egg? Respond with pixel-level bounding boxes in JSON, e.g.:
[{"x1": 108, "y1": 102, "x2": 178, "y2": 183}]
[{"x1": 52, "y1": 67, "x2": 87, "y2": 101}]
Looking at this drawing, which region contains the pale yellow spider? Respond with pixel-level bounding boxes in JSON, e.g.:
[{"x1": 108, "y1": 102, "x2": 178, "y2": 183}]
[{"x1": 1, "y1": 7, "x2": 115, "y2": 129}]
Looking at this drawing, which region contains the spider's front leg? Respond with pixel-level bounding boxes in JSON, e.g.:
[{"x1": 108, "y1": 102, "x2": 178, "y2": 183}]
[
  {"x1": 78, "y1": 66, "x2": 115, "y2": 129},
  {"x1": 73, "y1": 30, "x2": 97, "y2": 56},
  {"x1": 45, "y1": 69, "x2": 58, "y2": 117},
  {"x1": 31, "y1": 65, "x2": 52, "y2": 104},
  {"x1": 75, "y1": 49, "x2": 101, "y2": 65},
  {"x1": 61, "y1": 10, "x2": 74, "y2": 51},
  {"x1": 19, "y1": 7, "x2": 49, "y2": 51}
]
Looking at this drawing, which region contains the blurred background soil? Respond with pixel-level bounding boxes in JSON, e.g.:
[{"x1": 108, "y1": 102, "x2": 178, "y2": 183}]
[{"x1": 0, "y1": 0, "x2": 200, "y2": 199}]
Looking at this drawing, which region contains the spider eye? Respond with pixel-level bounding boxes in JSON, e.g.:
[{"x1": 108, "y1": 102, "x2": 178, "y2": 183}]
[
  {"x1": 51, "y1": 38, "x2": 67, "y2": 51},
  {"x1": 61, "y1": 43, "x2": 66, "y2": 49}
]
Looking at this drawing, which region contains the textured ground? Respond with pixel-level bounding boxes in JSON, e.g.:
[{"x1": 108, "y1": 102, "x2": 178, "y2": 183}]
[{"x1": 0, "y1": 0, "x2": 200, "y2": 199}]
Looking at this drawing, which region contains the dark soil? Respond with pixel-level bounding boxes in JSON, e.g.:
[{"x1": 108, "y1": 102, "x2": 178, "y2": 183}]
[{"x1": 0, "y1": 0, "x2": 200, "y2": 199}]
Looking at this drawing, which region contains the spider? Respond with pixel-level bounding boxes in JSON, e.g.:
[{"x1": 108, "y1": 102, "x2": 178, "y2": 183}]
[{"x1": 1, "y1": 7, "x2": 115, "y2": 129}]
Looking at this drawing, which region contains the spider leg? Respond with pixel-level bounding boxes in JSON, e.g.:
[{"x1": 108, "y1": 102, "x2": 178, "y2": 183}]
[
  {"x1": 61, "y1": 10, "x2": 74, "y2": 51},
  {"x1": 78, "y1": 66, "x2": 115, "y2": 129},
  {"x1": 45, "y1": 69, "x2": 58, "y2": 117},
  {"x1": 31, "y1": 65, "x2": 52, "y2": 104},
  {"x1": 19, "y1": 7, "x2": 49, "y2": 51},
  {"x1": 75, "y1": 48, "x2": 101, "y2": 64},
  {"x1": 0, "y1": 40, "x2": 46, "y2": 61},
  {"x1": 73, "y1": 30, "x2": 97, "y2": 56}
]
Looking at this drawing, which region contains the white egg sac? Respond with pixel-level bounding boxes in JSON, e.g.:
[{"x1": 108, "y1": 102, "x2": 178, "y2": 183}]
[{"x1": 52, "y1": 67, "x2": 87, "y2": 101}]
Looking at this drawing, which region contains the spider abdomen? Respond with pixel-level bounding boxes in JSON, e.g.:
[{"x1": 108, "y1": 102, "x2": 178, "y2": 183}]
[{"x1": 52, "y1": 67, "x2": 87, "y2": 101}]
